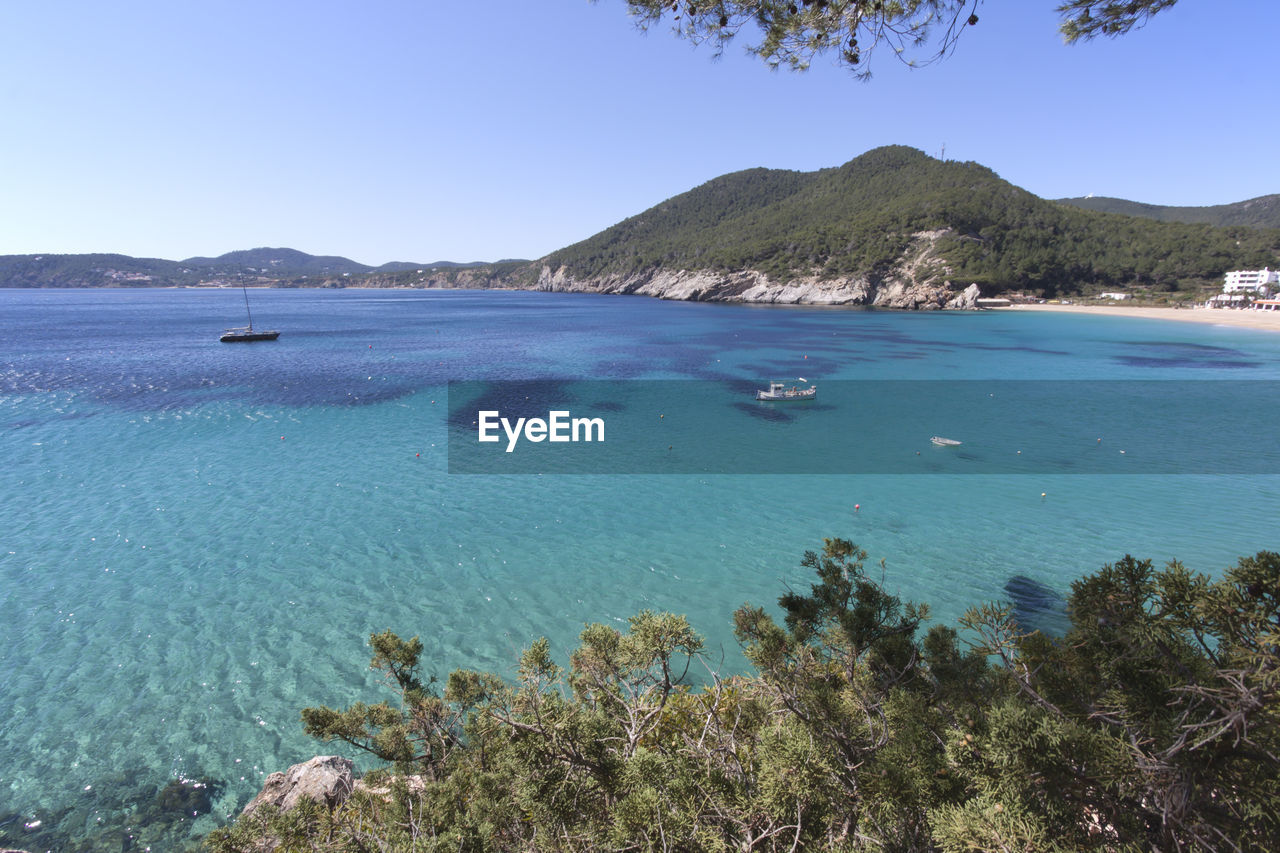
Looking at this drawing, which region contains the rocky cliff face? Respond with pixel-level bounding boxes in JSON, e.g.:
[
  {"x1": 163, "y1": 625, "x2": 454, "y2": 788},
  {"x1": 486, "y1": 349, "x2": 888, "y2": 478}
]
[
  {"x1": 528, "y1": 269, "x2": 979, "y2": 310},
  {"x1": 316, "y1": 228, "x2": 983, "y2": 310},
  {"x1": 526, "y1": 229, "x2": 980, "y2": 310},
  {"x1": 325, "y1": 265, "x2": 980, "y2": 310}
]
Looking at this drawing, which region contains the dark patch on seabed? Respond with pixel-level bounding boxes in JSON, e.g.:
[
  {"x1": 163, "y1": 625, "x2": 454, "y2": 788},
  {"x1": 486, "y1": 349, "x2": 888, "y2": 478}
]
[
  {"x1": 1123, "y1": 340, "x2": 1248, "y2": 355},
  {"x1": 1114, "y1": 355, "x2": 1260, "y2": 369},
  {"x1": 0, "y1": 770, "x2": 223, "y2": 853},
  {"x1": 723, "y1": 378, "x2": 763, "y2": 396},
  {"x1": 731, "y1": 398, "x2": 837, "y2": 423},
  {"x1": 8, "y1": 358, "x2": 432, "y2": 410},
  {"x1": 1114, "y1": 341, "x2": 1260, "y2": 370},
  {"x1": 732, "y1": 401, "x2": 795, "y2": 422},
  {"x1": 1004, "y1": 574, "x2": 1072, "y2": 637},
  {"x1": 970, "y1": 342, "x2": 1072, "y2": 357},
  {"x1": 447, "y1": 379, "x2": 575, "y2": 433},
  {"x1": 740, "y1": 357, "x2": 841, "y2": 377}
]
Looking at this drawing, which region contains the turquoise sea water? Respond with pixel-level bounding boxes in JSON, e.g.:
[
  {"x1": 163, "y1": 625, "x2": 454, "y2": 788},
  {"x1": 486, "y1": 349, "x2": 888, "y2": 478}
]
[{"x1": 2, "y1": 288, "x2": 1279, "y2": 850}]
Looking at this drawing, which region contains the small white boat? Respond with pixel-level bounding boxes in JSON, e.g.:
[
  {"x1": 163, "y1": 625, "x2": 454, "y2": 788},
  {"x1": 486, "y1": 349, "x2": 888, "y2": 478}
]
[
  {"x1": 931, "y1": 436, "x2": 962, "y2": 446},
  {"x1": 755, "y1": 380, "x2": 816, "y2": 401}
]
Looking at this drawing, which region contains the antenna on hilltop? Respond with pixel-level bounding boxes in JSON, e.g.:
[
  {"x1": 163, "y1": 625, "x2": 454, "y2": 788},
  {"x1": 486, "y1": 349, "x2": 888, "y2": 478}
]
[{"x1": 939, "y1": 143, "x2": 946, "y2": 161}]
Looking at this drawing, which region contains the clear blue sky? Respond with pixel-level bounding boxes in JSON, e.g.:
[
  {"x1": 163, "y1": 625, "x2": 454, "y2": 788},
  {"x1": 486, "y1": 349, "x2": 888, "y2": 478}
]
[{"x1": 2, "y1": 1, "x2": 1276, "y2": 266}]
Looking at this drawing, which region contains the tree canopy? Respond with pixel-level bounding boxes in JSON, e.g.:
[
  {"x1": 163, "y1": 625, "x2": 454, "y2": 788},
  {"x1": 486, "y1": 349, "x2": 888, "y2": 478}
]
[
  {"x1": 209, "y1": 538, "x2": 1279, "y2": 852},
  {"x1": 545, "y1": 145, "x2": 1280, "y2": 297},
  {"x1": 618, "y1": 0, "x2": 1182, "y2": 76}
]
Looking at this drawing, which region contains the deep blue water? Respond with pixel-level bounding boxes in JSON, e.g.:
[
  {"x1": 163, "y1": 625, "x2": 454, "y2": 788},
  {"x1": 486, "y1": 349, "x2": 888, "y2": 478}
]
[{"x1": 2, "y1": 288, "x2": 1278, "y2": 850}]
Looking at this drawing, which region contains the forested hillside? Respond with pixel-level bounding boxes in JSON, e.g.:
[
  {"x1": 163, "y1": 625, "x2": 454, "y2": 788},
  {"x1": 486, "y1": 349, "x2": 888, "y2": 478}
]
[
  {"x1": 0, "y1": 249, "x2": 476, "y2": 288},
  {"x1": 6, "y1": 149, "x2": 1278, "y2": 300},
  {"x1": 546, "y1": 146, "x2": 1280, "y2": 296},
  {"x1": 1057, "y1": 194, "x2": 1280, "y2": 230}
]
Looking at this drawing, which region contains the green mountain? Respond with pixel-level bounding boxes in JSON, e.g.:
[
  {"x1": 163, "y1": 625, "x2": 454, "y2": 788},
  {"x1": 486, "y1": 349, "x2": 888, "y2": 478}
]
[
  {"x1": 537, "y1": 146, "x2": 1280, "y2": 302},
  {"x1": 1056, "y1": 194, "x2": 1280, "y2": 230},
  {"x1": 0, "y1": 249, "x2": 456, "y2": 288},
  {"x1": 0, "y1": 253, "x2": 188, "y2": 288},
  {"x1": 4, "y1": 149, "x2": 1277, "y2": 304},
  {"x1": 0, "y1": 247, "x2": 525, "y2": 288},
  {"x1": 181, "y1": 248, "x2": 373, "y2": 276}
]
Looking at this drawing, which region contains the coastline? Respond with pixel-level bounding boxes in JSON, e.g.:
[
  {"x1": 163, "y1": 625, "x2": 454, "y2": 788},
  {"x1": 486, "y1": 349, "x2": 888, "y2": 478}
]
[
  {"x1": 9, "y1": 287, "x2": 1280, "y2": 334},
  {"x1": 1002, "y1": 303, "x2": 1280, "y2": 333}
]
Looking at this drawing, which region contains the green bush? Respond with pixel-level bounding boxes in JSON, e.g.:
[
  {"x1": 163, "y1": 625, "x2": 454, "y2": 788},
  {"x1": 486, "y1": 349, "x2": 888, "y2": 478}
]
[{"x1": 208, "y1": 541, "x2": 1280, "y2": 852}]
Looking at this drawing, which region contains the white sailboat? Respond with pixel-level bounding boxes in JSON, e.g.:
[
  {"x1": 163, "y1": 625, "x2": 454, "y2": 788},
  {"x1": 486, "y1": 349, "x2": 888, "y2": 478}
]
[{"x1": 221, "y1": 283, "x2": 279, "y2": 342}]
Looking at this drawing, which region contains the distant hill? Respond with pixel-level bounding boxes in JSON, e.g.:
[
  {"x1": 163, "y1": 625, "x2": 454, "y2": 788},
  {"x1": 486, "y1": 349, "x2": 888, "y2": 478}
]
[
  {"x1": 0, "y1": 248, "x2": 513, "y2": 288},
  {"x1": 1055, "y1": 195, "x2": 1280, "y2": 230},
  {"x1": 0, "y1": 253, "x2": 188, "y2": 288},
  {"x1": 181, "y1": 248, "x2": 372, "y2": 276},
  {"x1": 537, "y1": 146, "x2": 1280, "y2": 302},
  {"x1": 5, "y1": 151, "x2": 1278, "y2": 306}
]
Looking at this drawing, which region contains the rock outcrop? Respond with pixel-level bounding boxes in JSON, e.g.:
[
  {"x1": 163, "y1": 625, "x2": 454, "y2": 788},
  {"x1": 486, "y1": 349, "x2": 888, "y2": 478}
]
[
  {"x1": 302, "y1": 225, "x2": 984, "y2": 310},
  {"x1": 522, "y1": 229, "x2": 981, "y2": 309},
  {"x1": 530, "y1": 264, "x2": 979, "y2": 310},
  {"x1": 241, "y1": 756, "x2": 355, "y2": 817},
  {"x1": 948, "y1": 283, "x2": 981, "y2": 310}
]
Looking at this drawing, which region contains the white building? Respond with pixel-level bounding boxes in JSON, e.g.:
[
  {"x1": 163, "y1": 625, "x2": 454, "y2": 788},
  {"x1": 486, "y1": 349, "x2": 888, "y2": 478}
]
[
  {"x1": 1223, "y1": 268, "x2": 1278, "y2": 293},
  {"x1": 1098, "y1": 292, "x2": 1131, "y2": 300},
  {"x1": 1209, "y1": 293, "x2": 1251, "y2": 307}
]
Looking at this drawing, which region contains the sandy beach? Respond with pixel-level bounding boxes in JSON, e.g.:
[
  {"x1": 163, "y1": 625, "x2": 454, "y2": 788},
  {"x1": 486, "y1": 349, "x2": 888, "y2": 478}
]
[{"x1": 1002, "y1": 303, "x2": 1280, "y2": 332}]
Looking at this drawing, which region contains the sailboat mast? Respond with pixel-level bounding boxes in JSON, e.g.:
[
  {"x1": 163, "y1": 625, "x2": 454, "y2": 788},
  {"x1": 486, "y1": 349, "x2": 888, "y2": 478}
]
[{"x1": 241, "y1": 283, "x2": 254, "y2": 331}]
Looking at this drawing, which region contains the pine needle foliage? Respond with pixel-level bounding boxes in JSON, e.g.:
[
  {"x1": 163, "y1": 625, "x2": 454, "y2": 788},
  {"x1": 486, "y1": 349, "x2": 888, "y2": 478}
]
[
  {"x1": 208, "y1": 542, "x2": 1280, "y2": 852},
  {"x1": 616, "y1": 1, "x2": 1182, "y2": 77}
]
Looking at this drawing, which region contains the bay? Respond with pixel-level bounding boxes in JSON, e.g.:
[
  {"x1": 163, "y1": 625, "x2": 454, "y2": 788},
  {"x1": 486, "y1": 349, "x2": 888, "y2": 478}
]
[{"x1": 2, "y1": 287, "x2": 1278, "y2": 850}]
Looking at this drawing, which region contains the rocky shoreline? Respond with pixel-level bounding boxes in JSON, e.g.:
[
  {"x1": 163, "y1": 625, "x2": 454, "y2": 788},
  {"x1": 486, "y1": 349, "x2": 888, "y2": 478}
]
[
  {"x1": 240, "y1": 756, "x2": 356, "y2": 818},
  {"x1": 388, "y1": 256, "x2": 984, "y2": 311},
  {"x1": 0, "y1": 759, "x2": 358, "y2": 853},
  {"x1": 527, "y1": 265, "x2": 982, "y2": 310}
]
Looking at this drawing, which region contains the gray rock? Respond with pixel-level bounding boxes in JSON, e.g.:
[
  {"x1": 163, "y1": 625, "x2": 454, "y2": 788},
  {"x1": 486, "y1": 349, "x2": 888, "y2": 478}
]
[
  {"x1": 946, "y1": 283, "x2": 982, "y2": 310},
  {"x1": 241, "y1": 756, "x2": 355, "y2": 816},
  {"x1": 527, "y1": 228, "x2": 978, "y2": 310}
]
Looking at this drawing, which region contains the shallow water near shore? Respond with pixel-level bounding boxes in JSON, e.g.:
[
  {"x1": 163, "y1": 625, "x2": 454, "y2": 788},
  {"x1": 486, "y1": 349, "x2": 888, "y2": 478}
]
[{"x1": 3, "y1": 288, "x2": 1279, "y2": 850}]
